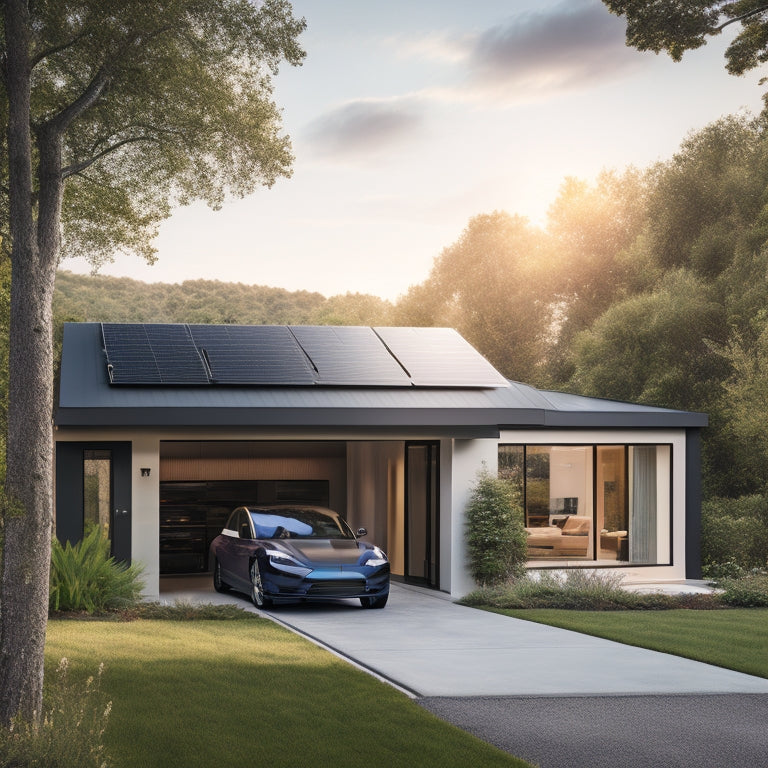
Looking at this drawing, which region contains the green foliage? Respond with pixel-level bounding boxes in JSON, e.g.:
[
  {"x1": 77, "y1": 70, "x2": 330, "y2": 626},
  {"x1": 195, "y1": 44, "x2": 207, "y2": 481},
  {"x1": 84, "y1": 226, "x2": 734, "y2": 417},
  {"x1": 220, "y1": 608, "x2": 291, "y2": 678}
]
[
  {"x1": 394, "y1": 212, "x2": 553, "y2": 384},
  {"x1": 603, "y1": 2, "x2": 768, "y2": 81},
  {"x1": 465, "y1": 468, "x2": 527, "y2": 587},
  {"x1": 49, "y1": 526, "x2": 144, "y2": 614},
  {"x1": 460, "y1": 570, "x2": 718, "y2": 610},
  {"x1": 718, "y1": 572, "x2": 768, "y2": 607},
  {"x1": 569, "y1": 269, "x2": 727, "y2": 411},
  {"x1": 1, "y1": 0, "x2": 307, "y2": 269},
  {"x1": 0, "y1": 657, "x2": 112, "y2": 768},
  {"x1": 53, "y1": 271, "x2": 393, "y2": 327},
  {"x1": 701, "y1": 494, "x2": 768, "y2": 573}
]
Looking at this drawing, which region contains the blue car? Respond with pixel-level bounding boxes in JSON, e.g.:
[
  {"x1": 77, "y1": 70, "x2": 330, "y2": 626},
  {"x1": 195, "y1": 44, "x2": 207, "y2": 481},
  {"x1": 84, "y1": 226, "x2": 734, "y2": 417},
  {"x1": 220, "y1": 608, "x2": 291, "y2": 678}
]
[{"x1": 210, "y1": 505, "x2": 390, "y2": 609}]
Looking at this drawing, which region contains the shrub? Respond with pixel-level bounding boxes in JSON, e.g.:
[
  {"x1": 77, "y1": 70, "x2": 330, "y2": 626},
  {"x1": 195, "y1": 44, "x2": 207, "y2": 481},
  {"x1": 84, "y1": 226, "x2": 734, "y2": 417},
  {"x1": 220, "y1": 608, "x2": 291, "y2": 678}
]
[
  {"x1": 701, "y1": 494, "x2": 768, "y2": 573},
  {"x1": 465, "y1": 468, "x2": 527, "y2": 586},
  {"x1": 50, "y1": 525, "x2": 144, "y2": 613},
  {"x1": 460, "y1": 569, "x2": 721, "y2": 610},
  {"x1": 0, "y1": 658, "x2": 112, "y2": 768},
  {"x1": 718, "y1": 572, "x2": 768, "y2": 607}
]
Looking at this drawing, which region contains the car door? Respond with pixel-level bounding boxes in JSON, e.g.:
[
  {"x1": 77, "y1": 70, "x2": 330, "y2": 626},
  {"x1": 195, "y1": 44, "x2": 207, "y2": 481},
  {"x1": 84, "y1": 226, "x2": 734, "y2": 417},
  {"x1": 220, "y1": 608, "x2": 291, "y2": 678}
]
[{"x1": 227, "y1": 509, "x2": 258, "y2": 591}]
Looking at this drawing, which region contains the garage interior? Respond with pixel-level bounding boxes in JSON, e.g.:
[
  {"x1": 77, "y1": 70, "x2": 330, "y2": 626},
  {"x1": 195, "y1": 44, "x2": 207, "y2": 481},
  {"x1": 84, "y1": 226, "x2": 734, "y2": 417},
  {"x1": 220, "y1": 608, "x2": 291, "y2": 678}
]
[{"x1": 158, "y1": 440, "x2": 439, "y2": 587}]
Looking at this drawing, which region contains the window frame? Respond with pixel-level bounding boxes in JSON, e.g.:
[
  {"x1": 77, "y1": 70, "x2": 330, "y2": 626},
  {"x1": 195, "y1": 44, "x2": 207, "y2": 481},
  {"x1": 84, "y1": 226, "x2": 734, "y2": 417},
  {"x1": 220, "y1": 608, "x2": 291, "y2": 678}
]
[{"x1": 498, "y1": 442, "x2": 673, "y2": 568}]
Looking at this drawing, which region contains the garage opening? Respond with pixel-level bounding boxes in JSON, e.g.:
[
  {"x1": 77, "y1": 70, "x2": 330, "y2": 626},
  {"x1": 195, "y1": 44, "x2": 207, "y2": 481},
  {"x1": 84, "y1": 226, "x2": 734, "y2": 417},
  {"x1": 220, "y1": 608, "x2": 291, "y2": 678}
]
[{"x1": 158, "y1": 440, "x2": 413, "y2": 581}]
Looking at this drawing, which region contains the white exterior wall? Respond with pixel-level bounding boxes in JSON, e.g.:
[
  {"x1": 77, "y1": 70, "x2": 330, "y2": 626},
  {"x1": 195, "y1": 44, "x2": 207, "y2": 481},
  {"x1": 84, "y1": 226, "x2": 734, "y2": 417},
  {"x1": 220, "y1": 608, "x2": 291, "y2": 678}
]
[
  {"x1": 55, "y1": 426, "x2": 690, "y2": 600},
  {"x1": 444, "y1": 438, "x2": 499, "y2": 597},
  {"x1": 132, "y1": 434, "x2": 161, "y2": 599},
  {"x1": 499, "y1": 428, "x2": 688, "y2": 584}
]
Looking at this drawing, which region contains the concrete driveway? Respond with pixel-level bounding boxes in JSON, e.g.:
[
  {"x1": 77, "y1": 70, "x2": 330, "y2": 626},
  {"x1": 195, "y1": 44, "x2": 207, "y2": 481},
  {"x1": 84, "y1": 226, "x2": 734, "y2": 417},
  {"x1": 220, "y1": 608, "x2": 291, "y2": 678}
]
[
  {"x1": 160, "y1": 576, "x2": 768, "y2": 768},
  {"x1": 159, "y1": 577, "x2": 768, "y2": 698}
]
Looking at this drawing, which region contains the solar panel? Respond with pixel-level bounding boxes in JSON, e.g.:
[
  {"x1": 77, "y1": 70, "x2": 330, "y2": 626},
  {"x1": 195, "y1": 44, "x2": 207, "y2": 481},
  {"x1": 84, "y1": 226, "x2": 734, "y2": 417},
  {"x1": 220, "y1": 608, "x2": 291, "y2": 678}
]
[
  {"x1": 374, "y1": 327, "x2": 509, "y2": 387},
  {"x1": 188, "y1": 325, "x2": 315, "y2": 385},
  {"x1": 102, "y1": 324, "x2": 208, "y2": 385},
  {"x1": 101, "y1": 323, "x2": 508, "y2": 388},
  {"x1": 290, "y1": 326, "x2": 411, "y2": 386}
]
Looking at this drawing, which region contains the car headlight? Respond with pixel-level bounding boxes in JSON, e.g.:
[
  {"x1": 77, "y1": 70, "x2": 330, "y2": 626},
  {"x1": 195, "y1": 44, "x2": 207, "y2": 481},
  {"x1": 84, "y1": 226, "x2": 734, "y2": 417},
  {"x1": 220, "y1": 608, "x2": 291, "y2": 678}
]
[
  {"x1": 364, "y1": 547, "x2": 388, "y2": 567},
  {"x1": 265, "y1": 549, "x2": 312, "y2": 577}
]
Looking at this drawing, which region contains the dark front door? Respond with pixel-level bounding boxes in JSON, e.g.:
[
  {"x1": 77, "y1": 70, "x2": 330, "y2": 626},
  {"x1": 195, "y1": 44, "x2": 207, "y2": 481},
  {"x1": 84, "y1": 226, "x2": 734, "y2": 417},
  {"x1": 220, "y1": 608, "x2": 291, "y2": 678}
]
[
  {"x1": 405, "y1": 442, "x2": 439, "y2": 588},
  {"x1": 55, "y1": 442, "x2": 132, "y2": 562}
]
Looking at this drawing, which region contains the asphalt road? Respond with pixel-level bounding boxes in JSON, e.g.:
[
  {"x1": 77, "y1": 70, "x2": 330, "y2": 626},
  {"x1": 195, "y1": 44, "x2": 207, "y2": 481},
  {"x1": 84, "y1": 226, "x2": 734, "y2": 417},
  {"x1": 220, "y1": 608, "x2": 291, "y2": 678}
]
[{"x1": 419, "y1": 693, "x2": 768, "y2": 768}]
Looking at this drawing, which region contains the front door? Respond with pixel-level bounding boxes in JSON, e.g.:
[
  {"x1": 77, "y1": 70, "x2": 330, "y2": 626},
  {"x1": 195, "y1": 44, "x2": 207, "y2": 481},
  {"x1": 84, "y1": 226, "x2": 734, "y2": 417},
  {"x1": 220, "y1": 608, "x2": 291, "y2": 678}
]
[
  {"x1": 55, "y1": 442, "x2": 132, "y2": 562},
  {"x1": 404, "y1": 442, "x2": 439, "y2": 588}
]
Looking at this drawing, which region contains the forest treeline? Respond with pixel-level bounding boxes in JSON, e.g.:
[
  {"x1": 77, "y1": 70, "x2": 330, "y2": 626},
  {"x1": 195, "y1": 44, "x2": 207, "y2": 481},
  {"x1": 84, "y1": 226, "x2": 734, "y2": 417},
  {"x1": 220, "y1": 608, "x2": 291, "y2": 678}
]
[{"x1": 39, "y1": 113, "x2": 768, "y2": 515}]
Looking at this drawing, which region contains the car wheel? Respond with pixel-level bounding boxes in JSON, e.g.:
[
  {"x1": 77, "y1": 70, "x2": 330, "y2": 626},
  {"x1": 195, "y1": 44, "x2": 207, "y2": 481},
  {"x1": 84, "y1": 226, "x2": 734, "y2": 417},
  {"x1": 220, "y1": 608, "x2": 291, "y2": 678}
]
[
  {"x1": 213, "y1": 559, "x2": 230, "y2": 593},
  {"x1": 250, "y1": 560, "x2": 272, "y2": 608},
  {"x1": 360, "y1": 592, "x2": 388, "y2": 609}
]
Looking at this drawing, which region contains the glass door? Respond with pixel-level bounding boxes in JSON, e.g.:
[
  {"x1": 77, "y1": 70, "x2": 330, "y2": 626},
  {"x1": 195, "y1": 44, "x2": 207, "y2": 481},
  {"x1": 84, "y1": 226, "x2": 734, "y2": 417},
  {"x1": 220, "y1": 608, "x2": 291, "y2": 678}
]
[{"x1": 404, "y1": 442, "x2": 439, "y2": 588}]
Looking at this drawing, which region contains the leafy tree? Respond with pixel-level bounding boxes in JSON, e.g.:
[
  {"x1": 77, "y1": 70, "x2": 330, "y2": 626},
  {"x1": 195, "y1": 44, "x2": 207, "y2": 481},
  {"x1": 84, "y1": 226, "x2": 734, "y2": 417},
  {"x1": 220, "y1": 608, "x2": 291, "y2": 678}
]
[
  {"x1": 395, "y1": 212, "x2": 554, "y2": 384},
  {"x1": 308, "y1": 292, "x2": 394, "y2": 326},
  {"x1": 604, "y1": 2, "x2": 768, "y2": 90},
  {"x1": 0, "y1": 0, "x2": 305, "y2": 726},
  {"x1": 544, "y1": 169, "x2": 650, "y2": 383},
  {"x1": 644, "y1": 115, "x2": 768, "y2": 279},
  {"x1": 569, "y1": 269, "x2": 728, "y2": 410}
]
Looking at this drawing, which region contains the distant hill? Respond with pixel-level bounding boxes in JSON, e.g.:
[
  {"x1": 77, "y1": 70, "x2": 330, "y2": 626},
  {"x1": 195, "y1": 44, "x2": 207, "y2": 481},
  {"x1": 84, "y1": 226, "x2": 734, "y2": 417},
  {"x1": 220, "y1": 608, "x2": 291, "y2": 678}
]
[{"x1": 53, "y1": 271, "x2": 393, "y2": 326}]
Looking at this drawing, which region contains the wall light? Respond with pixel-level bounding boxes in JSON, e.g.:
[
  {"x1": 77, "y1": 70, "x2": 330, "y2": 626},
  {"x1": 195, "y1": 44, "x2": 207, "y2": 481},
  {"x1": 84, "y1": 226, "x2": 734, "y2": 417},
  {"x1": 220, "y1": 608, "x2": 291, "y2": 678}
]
[{"x1": 140, "y1": 467, "x2": 151, "y2": 477}]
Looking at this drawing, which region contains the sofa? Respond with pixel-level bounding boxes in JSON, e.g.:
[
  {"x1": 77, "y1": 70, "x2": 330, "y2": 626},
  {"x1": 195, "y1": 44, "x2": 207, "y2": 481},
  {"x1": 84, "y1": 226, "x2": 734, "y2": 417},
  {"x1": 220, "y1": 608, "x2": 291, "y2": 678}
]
[{"x1": 525, "y1": 515, "x2": 591, "y2": 557}]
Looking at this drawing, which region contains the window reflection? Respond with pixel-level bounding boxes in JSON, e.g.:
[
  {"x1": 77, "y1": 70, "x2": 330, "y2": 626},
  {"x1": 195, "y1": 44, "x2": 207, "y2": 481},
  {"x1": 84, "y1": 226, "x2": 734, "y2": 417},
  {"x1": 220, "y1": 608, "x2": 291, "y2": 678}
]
[{"x1": 498, "y1": 444, "x2": 669, "y2": 566}]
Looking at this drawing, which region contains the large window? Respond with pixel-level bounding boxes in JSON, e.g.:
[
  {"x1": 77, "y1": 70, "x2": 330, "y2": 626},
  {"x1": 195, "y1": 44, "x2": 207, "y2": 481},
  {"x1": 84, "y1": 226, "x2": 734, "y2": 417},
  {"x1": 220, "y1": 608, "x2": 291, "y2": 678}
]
[{"x1": 499, "y1": 444, "x2": 671, "y2": 565}]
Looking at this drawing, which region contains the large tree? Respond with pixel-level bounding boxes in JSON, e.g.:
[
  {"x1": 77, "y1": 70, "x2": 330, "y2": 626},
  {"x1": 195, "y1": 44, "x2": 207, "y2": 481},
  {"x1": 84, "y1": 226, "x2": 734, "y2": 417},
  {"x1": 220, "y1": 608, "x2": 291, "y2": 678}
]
[
  {"x1": 0, "y1": 0, "x2": 305, "y2": 726},
  {"x1": 603, "y1": 1, "x2": 768, "y2": 78},
  {"x1": 395, "y1": 212, "x2": 554, "y2": 384}
]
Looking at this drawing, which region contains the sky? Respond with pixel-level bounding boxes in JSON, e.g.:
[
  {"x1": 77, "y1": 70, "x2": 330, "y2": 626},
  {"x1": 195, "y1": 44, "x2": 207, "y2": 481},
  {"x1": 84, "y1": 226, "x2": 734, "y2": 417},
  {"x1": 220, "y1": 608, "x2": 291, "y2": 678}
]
[{"x1": 63, "y1": 0, "x2": 767, "y2": 302}]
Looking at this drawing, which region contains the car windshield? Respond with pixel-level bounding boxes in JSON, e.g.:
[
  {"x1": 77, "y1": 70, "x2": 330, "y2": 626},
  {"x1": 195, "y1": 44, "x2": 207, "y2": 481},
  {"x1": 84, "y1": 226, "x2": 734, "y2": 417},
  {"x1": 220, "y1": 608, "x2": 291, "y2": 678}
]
[{"x1": 248, "y1": 508, "x2": 355, "y2": 540}]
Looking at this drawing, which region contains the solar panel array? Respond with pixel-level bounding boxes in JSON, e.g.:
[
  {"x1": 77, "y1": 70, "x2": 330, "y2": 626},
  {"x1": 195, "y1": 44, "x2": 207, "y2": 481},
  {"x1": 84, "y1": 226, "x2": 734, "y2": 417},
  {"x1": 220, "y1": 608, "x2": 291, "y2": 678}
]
[
  {"x1": 102, "y1": 324, "x2": 208, "y2": 385},
  {"x1": 291, "y1": 326, "x2": 410, "y2": 386},
  {"x1": 101, "y1": 323, "x2": 508, "y2": 388},
  {"x1": 374, "y1": 327, "x2": 509, "y2": 387},
  {"x1": 189, "y1": 325, "x2": 315, "y2": 385}
]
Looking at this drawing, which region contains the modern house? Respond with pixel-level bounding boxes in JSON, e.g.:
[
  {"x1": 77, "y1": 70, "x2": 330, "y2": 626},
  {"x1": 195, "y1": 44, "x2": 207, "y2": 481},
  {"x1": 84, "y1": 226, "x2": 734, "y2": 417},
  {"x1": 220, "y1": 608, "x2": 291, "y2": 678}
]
[{"x1": 54, "y1": 322, "x2": 707, "y2": 600}]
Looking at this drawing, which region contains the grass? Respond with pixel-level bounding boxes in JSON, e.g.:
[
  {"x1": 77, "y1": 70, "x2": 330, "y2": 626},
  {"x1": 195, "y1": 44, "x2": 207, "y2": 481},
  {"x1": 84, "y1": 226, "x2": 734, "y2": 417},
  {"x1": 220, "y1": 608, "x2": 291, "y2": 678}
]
[
  {"x1": 45, "y1": 616, "x2": 532, "y2": 768},
  {"x1": 493, "y1": 607, "x2": 768, "y2": 679}
]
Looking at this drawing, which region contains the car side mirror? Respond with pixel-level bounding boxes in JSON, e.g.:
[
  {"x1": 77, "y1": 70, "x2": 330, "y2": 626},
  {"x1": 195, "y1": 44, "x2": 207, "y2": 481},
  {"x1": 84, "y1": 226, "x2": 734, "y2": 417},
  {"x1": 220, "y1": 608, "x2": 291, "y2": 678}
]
[{"x1": 356, "y1": 527, "x2": 368, "y2": 537}]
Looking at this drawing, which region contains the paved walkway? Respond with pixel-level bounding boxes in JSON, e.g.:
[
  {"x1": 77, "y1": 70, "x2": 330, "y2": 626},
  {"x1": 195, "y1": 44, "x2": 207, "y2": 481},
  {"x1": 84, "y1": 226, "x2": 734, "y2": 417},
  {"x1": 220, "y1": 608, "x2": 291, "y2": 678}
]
[{"x1": 159, "y1": 577, "x2": 768, "y2": 698}]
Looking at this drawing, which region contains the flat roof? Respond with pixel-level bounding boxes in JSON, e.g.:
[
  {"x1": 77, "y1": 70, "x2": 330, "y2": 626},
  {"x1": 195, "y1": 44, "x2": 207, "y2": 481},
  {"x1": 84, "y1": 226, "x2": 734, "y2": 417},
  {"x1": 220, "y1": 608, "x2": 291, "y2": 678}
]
[{"x1": 55, "y1": 323, "x2": 708, "y2": 433}]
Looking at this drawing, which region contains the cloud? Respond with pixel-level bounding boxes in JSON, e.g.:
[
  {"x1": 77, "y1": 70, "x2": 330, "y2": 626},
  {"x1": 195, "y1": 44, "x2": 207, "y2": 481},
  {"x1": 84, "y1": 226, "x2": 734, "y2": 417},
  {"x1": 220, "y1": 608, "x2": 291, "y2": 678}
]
[
  {"x1": 305, "y1": 98, "x2": 424, "y2": 157},
  {"x1": 387, "y1": 0, "x2": 641, "y2": 105},
  {"x1": 467, "y1": 0, "x2": 637, "y2": 92}
]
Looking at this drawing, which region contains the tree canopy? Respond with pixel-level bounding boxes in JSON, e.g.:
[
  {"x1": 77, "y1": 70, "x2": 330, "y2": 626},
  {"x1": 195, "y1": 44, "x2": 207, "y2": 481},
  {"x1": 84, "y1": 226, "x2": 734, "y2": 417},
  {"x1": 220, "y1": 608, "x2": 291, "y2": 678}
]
[
  {"x1": 1, "y1": 0, "x2": 306, "y2": 268},
  {"x1": 603, "y1": 1, "x2": 768, "y2": 75},
  {"x1": 0, "y1": 0, "x2": 306, "y2": 728}
]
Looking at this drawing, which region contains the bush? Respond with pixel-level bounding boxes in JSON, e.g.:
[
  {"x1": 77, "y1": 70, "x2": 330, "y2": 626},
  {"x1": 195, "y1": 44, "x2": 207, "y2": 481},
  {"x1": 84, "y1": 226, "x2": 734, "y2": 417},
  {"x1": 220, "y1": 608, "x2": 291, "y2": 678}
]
[
  {"x1": 718, "y1": 572, "x2": 768, "y2": 607},
  {"x1": 701, "y1": 494, "x2": 768, "y2": 573},
  {"x1": 460, "y1": 569, "x2": 720, "y2": 610},
  {"x1": 465, "y1": 468, "x2": 527, "y2": 586},
  {"x1": 50, "y1": 525, "x2": 144, "y2": 613},
  {"x1": 0, "y1": 658, "x2": 112, "y2": 768}
]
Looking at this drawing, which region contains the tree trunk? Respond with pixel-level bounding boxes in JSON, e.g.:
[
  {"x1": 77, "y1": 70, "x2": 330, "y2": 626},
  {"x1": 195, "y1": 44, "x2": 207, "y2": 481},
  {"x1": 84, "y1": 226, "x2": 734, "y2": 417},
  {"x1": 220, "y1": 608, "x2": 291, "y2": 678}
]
[{"x1": 0, "y1": 0, "x2": 59, "y2": 727}]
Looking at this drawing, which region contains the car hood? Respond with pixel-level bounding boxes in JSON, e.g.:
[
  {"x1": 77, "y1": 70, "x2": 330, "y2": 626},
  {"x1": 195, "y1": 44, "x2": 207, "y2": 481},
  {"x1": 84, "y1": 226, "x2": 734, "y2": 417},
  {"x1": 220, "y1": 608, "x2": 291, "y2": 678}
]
[{"x1": 275, "y1": 539, "x2": 367, "y2": 565}]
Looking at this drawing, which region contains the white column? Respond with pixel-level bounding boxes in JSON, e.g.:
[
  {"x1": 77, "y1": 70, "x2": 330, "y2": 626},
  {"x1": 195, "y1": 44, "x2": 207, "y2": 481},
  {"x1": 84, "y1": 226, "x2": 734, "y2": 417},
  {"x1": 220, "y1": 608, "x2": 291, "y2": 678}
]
[
  {"x1": 448, "y1": 438, "x2": 499, "y2": 598},
  {"x1": 132, "y1": 434, "x2": 161, "y2": 599}
]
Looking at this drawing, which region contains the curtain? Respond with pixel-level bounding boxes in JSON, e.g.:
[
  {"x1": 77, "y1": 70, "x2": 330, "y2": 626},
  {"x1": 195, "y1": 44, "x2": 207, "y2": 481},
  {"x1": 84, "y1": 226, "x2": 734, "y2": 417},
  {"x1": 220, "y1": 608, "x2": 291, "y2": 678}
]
[{"x1": 630, "y1": 446, "x2": 657, "y2": 563}]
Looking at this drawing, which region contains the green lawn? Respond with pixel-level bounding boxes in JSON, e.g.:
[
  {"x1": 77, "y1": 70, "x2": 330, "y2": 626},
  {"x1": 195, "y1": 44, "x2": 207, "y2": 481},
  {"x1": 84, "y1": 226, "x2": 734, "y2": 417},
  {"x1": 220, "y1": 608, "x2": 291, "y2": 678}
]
[
  {"x1": 495, "y1": 608, "x2": 768, "y2": 678},
  {"x1": 45, "y1": 618, "x2": 532, "y2": 768}
]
